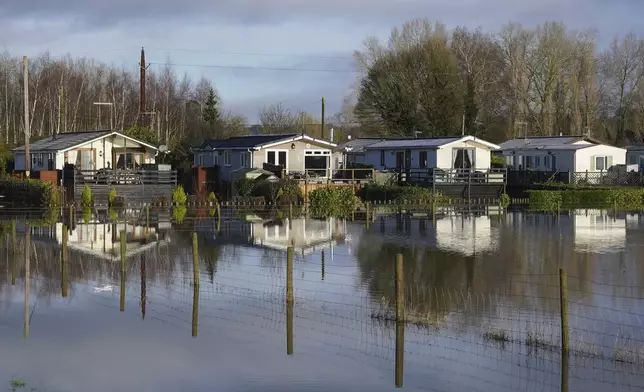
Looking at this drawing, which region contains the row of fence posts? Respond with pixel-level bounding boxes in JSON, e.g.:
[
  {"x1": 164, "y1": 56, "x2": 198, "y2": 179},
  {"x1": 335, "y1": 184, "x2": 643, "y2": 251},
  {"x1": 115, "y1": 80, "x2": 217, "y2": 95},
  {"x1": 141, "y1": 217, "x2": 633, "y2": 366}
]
[{"x1": 50, "y1": 224, "x2": 569, "y2": 391}]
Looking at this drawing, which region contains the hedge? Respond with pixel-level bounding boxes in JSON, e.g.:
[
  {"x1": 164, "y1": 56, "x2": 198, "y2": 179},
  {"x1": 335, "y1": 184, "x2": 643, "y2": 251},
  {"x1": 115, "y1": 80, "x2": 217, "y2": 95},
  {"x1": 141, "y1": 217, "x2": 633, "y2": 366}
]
[
  {"x1": 0, "y1": 177, "x2": 59, "y2": 206},
  {"x1": 528, "y1": 188, "x2": 644, "y2": 211}
]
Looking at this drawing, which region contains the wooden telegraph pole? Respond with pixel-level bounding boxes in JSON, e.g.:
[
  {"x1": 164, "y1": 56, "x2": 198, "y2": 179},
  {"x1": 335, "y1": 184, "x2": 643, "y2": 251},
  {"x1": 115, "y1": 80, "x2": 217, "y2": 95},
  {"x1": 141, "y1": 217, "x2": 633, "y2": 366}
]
[
  {"x1": 23, "y1": 56, "x2": 30, "y2": 177},
  {"x1": 320, "y1": 97, "x2": 325, "y2": 139}
]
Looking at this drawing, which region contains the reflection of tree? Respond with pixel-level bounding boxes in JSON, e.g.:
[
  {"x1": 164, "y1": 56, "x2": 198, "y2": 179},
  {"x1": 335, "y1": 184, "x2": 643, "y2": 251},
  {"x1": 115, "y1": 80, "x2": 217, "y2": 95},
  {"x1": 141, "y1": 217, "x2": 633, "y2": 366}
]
[
  {"x1": 204, "y1": 245, "x2": 221, "y2": 283},
  {"x1": 355, "y1": 214, "x2": 610, "y2": 329}
]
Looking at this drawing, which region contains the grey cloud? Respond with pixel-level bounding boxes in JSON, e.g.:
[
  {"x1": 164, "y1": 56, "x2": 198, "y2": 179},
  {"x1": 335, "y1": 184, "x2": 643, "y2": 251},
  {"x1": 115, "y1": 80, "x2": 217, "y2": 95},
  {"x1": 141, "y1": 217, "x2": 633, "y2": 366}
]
[{"x1": 0, "y1": 0, "x2": 615, "y2": 31}]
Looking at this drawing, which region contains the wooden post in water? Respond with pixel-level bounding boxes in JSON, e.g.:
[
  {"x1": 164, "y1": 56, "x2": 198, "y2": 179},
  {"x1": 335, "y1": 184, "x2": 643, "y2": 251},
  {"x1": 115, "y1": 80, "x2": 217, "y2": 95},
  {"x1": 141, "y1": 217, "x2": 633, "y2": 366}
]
[
  {"x1": 395, "y1": 253, "x2": 404, "y2": 387},
  {"x1": 192, "y1": 233, "x2": 200, "y2": 337},
  {"x1": 561, "y1": 347, "x2": 569, "y2": 392},
  {"x1": 11, "y1": 220, "x2": 16, "y2": 285},
  {"x1": 192, "y1": 279, "x2": 199, "y2": 337},
  {"x1": 141, "y1": 253, "x2": 146, "y2": 320},
  {"x1": 559, "y1": 268, "x2": 569, "y2": 353},
  {"x1": 120, "y1": 230, "x2": 126, "y2": 312},
  {"x1": 286, "y1": 246, "x2": 294, "y2": 355},
  {"x1": 366, "y1": 202, "x2": 370, "y2": 229},
  {"x1": 321, "y1": 249, "x2": 325, "y2": 281},
  {"x1": 61, "y1": 224, "x2": 69, "y2": 297},
  {"x1": 69, "y1": 205, "x2": 73, "y2": 228},
  {"x1": 395, "y1": 254, "x2": 404, "y2": 322},
  {"x1": 24, "y1": 223, "x2": 30, "y2": 339},
  {"x1": 146, "y1": 204, "x2": 150, "y2": 229}
]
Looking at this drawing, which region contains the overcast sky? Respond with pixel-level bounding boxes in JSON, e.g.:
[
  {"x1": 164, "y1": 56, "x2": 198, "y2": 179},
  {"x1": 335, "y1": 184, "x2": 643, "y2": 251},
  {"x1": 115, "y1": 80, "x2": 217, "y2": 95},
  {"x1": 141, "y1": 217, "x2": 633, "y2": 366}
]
[{"x1": 1, "y1": 0, "x2": 642, "y2": 123}]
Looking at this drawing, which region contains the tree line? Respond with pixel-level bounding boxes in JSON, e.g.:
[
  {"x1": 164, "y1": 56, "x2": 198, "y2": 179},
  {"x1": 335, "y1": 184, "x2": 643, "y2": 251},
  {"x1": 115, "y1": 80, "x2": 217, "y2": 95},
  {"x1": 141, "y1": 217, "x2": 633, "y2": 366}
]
[
  {"x1": 352, "y1": 19, "x2": 644, "y2": 145},
  {"x1": 0, "y1": 53, "x2": 247, "y2": 158}
]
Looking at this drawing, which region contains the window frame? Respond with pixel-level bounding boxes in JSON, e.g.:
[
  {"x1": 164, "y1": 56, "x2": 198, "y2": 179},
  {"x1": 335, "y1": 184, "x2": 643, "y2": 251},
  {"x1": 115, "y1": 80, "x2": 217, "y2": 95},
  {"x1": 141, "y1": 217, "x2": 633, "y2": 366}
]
[
  {"x1": 224, "y1": 150, "x2": 232, "y2": 166},
  {"x1": 595, "y1": 156, "x2": 608, "y2": 171},
  {"x1": 419, "y1": 151, "x2": 427, "y2": 169}
]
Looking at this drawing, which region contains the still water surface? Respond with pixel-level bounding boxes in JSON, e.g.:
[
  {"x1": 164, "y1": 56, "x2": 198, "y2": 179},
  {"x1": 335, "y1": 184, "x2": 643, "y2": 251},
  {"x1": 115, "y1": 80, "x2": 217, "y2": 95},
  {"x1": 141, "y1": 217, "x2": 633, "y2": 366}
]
[{"x1": 1, "y1": 207, "x2": 644, "y2": 391}]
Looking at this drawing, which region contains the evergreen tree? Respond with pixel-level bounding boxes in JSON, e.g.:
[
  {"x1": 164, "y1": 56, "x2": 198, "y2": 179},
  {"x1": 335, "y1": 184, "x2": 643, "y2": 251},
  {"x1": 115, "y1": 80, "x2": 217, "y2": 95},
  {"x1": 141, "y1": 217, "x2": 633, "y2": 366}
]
[{"x1": 203, "y1": 88, "x2": 221, "y2": 126}]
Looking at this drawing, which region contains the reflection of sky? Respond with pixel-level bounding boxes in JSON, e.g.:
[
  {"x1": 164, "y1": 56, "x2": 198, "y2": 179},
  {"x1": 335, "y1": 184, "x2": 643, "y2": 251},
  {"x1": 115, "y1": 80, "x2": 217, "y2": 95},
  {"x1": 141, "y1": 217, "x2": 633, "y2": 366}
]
[{"x1": 3, "y1": 211, "x2": 644, "y2": 391}]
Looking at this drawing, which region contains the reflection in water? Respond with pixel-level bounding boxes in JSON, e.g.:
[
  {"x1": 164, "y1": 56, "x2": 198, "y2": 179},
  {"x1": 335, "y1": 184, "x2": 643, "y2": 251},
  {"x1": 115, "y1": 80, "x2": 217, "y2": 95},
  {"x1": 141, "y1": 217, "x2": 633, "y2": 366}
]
[
  {"x1": 23, "y1": 223, "x2": 30, "y2": 339},
  {"x1": 0, "y1": 209, "x2": 643, "y2": 391}
]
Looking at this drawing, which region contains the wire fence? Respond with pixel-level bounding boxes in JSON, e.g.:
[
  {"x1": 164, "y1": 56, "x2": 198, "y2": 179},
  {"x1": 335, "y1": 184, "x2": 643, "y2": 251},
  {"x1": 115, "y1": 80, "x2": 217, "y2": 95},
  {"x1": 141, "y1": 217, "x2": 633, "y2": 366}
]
[{"x1": 1, "y1": 220, "x2": 644, "y2": 391}]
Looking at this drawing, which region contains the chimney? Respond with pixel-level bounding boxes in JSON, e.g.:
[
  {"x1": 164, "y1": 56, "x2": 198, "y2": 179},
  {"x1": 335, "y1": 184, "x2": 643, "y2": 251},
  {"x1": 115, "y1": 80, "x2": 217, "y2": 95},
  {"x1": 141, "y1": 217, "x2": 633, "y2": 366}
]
[{"x1": 330, "y1": 127, "x2": 334, "y2": 142}]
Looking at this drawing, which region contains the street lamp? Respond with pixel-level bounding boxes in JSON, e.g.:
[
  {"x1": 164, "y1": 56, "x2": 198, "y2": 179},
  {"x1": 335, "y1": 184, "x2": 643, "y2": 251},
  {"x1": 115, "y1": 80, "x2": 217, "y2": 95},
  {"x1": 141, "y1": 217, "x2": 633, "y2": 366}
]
[{"x1": 93, "y1": 102, "x2": 114, "y2": 130}]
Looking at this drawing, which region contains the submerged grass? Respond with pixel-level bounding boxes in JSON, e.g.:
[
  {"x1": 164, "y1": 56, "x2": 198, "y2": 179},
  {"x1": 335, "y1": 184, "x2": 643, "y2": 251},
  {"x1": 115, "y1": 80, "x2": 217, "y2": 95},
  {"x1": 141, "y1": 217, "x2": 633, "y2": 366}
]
[
  {"x1": 483, "y1": 328, "x2": 511, "y2": 344},
  {"x1": 525, "y1": 331, "x2": 559, "y2": 351}
]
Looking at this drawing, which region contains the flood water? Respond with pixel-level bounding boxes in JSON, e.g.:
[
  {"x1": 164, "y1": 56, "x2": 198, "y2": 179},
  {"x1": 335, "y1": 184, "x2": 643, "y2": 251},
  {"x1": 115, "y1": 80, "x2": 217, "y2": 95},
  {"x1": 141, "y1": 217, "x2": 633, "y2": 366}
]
[{"x1": 1, "y1": 206, "x2": 644, "y2": 391}]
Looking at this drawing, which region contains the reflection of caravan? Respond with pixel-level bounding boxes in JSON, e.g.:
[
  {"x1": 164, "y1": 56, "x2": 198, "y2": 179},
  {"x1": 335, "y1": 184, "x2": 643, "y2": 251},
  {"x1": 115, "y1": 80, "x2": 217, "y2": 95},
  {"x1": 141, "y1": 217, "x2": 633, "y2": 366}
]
[
  {"x1": 195, "y1": 216, "x2": 346, "y2": 255},
  {"x1": 369, "y1": 213, "x2": 498, "y2": 256},
  {"x1": 435, "y1": 216, "x2": 497, "y2": 256},
  {"x1": 53, "y1": 222, "x2": 165, "y2": 259},
  {"x1": 571, "y1": 210, "x2": 625, "y2": 253}
]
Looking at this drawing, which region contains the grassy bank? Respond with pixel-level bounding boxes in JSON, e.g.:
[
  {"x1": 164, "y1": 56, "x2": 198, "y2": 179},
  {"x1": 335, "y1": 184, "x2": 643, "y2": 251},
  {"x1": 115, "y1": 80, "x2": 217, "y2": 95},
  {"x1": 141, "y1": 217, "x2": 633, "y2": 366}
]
[{"x1": 528, "y1": 188, "x2": 644, "y2": 211}]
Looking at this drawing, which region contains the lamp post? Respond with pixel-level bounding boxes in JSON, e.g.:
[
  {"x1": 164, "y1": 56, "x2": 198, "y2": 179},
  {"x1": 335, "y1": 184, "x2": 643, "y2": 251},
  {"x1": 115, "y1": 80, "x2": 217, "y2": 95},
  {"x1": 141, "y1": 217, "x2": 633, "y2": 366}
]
[{"x1": 93, "y1": 102, "x2": 114, "y2": 130}]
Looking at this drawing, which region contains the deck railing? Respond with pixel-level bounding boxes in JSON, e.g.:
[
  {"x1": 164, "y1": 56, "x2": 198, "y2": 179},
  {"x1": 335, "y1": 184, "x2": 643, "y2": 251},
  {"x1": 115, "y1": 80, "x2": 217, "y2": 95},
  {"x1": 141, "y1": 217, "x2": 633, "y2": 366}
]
[
  {"x1": 400, "y1": 168, "x2": 507, "y2": 186},
  {"x1": 74, "y1": 169, "x2": 178, "y2": 185},
  {"x1": 283, "y1": 168, "x2": 375, "y2": 184}
]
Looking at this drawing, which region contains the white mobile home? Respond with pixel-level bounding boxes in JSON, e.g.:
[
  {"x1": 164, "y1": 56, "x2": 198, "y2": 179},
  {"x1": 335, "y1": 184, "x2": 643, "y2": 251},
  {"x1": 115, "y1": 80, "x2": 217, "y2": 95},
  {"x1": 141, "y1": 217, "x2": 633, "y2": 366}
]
[
  {"x1": 626, "y1": 145, "x2": 644, "y2": 170},
  {"x1": 363, "y1": 136, "x2": 500, "y2": 171},
  {"x1": 192, "y1": 134, "x2": 337, "y2": 183},
  {"x1": 501, "y1": 144, "x2": 626, "y2": 172},
  {"x1": 12, "y1": 131, "x2": 158, "y2": 172}
]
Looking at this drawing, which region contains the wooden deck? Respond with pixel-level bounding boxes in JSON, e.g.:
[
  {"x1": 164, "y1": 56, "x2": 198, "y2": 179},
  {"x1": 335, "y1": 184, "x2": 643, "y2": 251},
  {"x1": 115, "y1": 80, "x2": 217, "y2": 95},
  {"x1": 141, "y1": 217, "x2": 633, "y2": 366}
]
[
  {"x1": 398, "y1": 168, "x2": 507, "y2": 199},
  {"x1": 73, "y1": 169, "x2": 177, "y2": 204}
]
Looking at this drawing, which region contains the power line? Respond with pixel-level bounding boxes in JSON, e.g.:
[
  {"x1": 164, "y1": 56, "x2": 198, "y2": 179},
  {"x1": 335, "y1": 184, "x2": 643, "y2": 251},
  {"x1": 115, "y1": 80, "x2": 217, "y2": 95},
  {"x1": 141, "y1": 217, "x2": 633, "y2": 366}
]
[
  {"x1": 149, "y1": 47, "x2": 355, "y2": 60},
  {"x1": 148, "y1": 62, "x2": 358, "y2": 73}
]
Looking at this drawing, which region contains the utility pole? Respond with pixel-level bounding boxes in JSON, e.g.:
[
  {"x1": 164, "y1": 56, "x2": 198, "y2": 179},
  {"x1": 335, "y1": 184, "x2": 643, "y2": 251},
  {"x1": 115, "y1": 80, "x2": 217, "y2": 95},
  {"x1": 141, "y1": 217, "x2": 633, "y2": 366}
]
[
  {"x1": 320, "y1": 97, "x2": 325, "y2": 139},
  {"x1": 462, "y1": 113, "x2": 465, "y2": 136},
  {"x1": 23, "y1": 56, "x2": 30, "y2": 177},
  {"x1": 139, "y1": 47, "x2": 149, "y2": 126}
]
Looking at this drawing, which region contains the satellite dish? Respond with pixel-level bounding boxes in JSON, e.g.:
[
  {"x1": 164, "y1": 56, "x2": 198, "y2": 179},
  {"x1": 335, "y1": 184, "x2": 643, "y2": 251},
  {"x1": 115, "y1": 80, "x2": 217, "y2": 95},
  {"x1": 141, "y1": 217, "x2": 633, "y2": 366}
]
[{"x1": 158, "y1": 145, "x2": 168, "y2": 152}]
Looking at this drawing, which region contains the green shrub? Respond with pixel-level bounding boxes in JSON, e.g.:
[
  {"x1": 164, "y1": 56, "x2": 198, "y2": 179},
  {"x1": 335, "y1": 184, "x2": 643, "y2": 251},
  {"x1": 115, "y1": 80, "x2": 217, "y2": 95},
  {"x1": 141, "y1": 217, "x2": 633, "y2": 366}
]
[
  {"x1": 172, "y1": 205, "x2": 187, "y2": 223},
  {"x1": 108, "y1": 188, "x2": 117, "y2": 205},
  {"x1": 251, "y1": 179, "x2": 303, "y2": 204},
  {"x1": 208, "y1": 191, "x2": 218, "y2": 204},
  {"x1": 172, "y1": 185, "x2": 187, "y2": 205},
  {"x1": 81, "y1": 184, "x2": 92, "y2": 207},
  {"x1": 235, "y1": 178, "x2": 256, "y2": 197},
  {"x1": 360, "y1": 184, "x2": 445, "y2": 205},
  {"x1": 82, "y1": 206, "x2": 92, "y2": 224},
  {"x1": 491, "y1": 155, "x2": 505, "y2": 168},
  {"x1": 499, "y1": 193, "x2": 510, "y2": 209},
  {"x1": 309, "y1": 186, "x2": 360, "y2": 218},
  {"x1": 108, "y1": 208, "x2": 118, "y2": 222},
  {"x1": 528, "y1": 188, "x2": 644, "y2": 211}
]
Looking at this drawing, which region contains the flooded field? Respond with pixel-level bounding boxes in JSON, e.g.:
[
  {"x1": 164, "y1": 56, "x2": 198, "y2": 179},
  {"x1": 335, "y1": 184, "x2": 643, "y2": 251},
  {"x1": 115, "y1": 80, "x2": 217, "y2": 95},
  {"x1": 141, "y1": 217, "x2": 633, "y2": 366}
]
[{"x1": 1, "y1": 207, "x2": 644, "y2": 391}]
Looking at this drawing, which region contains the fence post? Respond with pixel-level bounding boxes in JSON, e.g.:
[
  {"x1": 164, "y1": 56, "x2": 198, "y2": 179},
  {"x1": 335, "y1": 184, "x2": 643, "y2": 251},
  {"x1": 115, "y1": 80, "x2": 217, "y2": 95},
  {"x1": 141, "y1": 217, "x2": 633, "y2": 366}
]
[
  {"x1": 559, "y1": 268, "x2": 569, "y2": 353},
  {"x1": 286, "y1": 246, "x2": 294, "y2": 355},
  {"x1": 120, "y1": 230, "x2": 126, "y2": 312},
  {"x1": 191, "y1": 233, "x2": 200, "y2": 337},
  {"x1": 366, "y1": 202, "x2": 370, "y2": 229},
  {"x1": 289, "y1": 202, "x2": 293, "y2": 230},
  {"x1": 11, "y1": 220, "x2": 16, "y2": 286},
  {"x1": 69, "y1": 205, "x2": 73, "y2": 227},
  {"x1": 141, "y1": 254, "x2": 147, "y2": 320},
  {"x1": 192, "y1": 232, "x2": 199, "y2": 286},
  {"x1": 395, "y1": 254, "x2": 404, "y2": 322},
  {"x1": 146, "y1": 204, "x2": 150, "y2": 229},
  {"x1": 321, "y1": 249, "x2": 325, "y2": 281},
  {"x1": 395, "y1": 253, "x2": 404, "y2": 388},
  {"x1": 61, "y1": 224, "x2": 69, "y2": 297}
]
